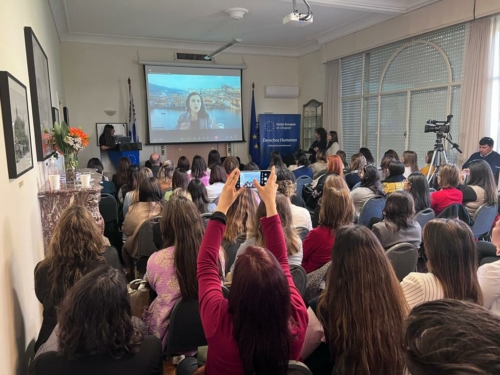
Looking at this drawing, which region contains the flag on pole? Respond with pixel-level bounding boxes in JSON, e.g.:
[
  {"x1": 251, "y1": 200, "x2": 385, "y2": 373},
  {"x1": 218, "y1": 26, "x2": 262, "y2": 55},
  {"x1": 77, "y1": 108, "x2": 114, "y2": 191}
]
[
  {"x1": 249, "y1": 83, "x2": 260, "y2": 167},
  {"x1": 128, "y1": 77, "x2": 137, "y2": 142}
]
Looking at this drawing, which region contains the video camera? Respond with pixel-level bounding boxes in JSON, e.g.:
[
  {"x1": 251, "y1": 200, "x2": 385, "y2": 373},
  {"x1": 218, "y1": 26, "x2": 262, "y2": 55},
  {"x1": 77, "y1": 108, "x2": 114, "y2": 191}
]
[{"x1": 424, "y1": 115, "x2": 453, "y2": 134}]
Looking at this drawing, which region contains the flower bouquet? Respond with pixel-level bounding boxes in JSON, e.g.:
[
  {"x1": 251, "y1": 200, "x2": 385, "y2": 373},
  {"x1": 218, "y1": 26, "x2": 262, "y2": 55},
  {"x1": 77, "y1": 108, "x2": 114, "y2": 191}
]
[{"x1": 50, "y1": 121, "x2": 90, "y2": 181}]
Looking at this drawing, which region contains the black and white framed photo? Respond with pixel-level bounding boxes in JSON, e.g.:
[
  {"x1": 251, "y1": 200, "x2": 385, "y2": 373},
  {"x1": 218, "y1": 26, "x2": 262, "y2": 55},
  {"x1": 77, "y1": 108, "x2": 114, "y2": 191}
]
[
  {"x1": 0, "y1": 72, "x2": 34, "y2": 179},
  {"x1": 24, "y1": 26, "x2": 54, "y2": 161},
  {"x1": 52, "y1": 107, "x2": 59, "y2": 125}
]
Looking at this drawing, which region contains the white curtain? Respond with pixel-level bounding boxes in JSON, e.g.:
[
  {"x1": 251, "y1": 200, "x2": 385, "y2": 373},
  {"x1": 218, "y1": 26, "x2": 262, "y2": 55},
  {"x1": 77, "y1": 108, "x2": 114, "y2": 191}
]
[
  {"x1": 324, "y1": 60, "x2": 341, "y2": 146},
  {"x1": 489, "y1": 15, "x2": 500, "y2": 148},
  {"x1": 458, "y1": 17, "x2": 493, "y2": 166}
]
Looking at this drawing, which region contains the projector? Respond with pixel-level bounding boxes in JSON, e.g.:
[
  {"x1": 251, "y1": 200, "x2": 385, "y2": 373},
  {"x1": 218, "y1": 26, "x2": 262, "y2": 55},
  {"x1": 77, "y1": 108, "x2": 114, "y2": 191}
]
[{"x1": 283, "y1": 12, "x2": 313, "y2": 26}]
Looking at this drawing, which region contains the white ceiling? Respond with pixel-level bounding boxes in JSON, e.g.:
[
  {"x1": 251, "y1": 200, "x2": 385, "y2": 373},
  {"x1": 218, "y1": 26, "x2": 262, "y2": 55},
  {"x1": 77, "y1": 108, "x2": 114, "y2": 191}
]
[{"x1": 49, "y1": 0, "x2": 440, "y2": 57}]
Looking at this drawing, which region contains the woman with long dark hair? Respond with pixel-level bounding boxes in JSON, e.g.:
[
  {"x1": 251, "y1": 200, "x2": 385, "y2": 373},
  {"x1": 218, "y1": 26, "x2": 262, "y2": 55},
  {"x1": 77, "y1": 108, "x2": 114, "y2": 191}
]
[
  {"x1": 171, "y1": 168, "x2": 190, "y2": 197},
  {"x1": 351, "y1": 165, "x2": 385, "y2": 217},
  {"x1": 177, "y1": 156, "x2": 190, "y2": 171},
  {"x1": 99, "y1": 124, "x2": 115, "y2": 151},
  {"x1": 176, "y1": 92, "x2": 214, "y2": 130},
  {"x1": 187, "y1": 178, "x2": 216, "y2": 214},
  {"x1": 207, "y1": 149, "x2": 221, "y2": 170},
  {"x1": 359, "y1": 147, "x2": 375, "y2": 165},
  {"x1": 326, "y1": 131, "x2": 339, "y2": 156},
  {"x1": 179, "y1": 167, "x2": 307, "y2": 375},
  {"x1": 31, "y1": 266, "x2": 163, "y2": 374},
  {"x1": 123, "y1": 167, "x2": 154, "y2": 217},
  {"x1": 112, "y1": 156, "x2": 131, "y2": 191},
  {"x1": 460, "y1": 159, "x2": 498, "y2": 218},
  {"x1": 191, "y1": 155, "x2": 209, "y2": 186},
  {"x1": 206, "y1": 163, "x2": 227, "y2": 202},
  {"x1": 401, "y1": 218, "x2": 483, "y2": 309},
  {"x1": 292, "y1": 152, "x2": 313, "y2": 179},
  {"x1": 404, "y1": 172, "x2": 431, "y2": 213},
  {"x1": 372, "y1": 191, "x2": 422, "y2": 249},
  {"x1": 34, "y1": 206, "x2": 118, "y2": 352},
  {"x1": 118, "y1": 164, "x2": 140, "y2": 205},
  {"x1": 302, "y1": 226, "x2": 408, "y2": 375},
  {"x1": 268, "y1": 151, "x2": 287, "y2": 170},
  {"x1": 143, "y1": 196, "x2": 224, "y2": 351},
  {"x1": 308, "y1": 127, "x2": 328, "y2": 163}
]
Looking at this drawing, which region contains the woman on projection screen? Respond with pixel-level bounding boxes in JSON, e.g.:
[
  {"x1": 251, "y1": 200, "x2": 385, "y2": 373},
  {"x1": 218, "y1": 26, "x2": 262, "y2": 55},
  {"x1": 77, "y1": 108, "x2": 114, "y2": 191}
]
[{"x1": 176, "y1": 92, "x2": 223, "y2": 130}]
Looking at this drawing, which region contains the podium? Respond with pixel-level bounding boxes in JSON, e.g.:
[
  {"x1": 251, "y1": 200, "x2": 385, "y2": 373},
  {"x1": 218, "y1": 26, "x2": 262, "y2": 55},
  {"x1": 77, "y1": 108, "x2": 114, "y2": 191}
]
[{"x1": 108, "y1": 142, "x2": 142, "y2": 168}]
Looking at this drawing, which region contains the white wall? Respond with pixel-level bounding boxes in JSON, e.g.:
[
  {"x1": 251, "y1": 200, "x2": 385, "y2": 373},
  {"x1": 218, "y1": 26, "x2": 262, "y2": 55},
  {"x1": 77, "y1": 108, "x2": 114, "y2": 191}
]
[
  {"x1": 61, "y1": 43, "x2": 299, "y2": 166},
  {"x1": 298, "y1": 50, "x2": 326, "y2": 118},
  {"x1": 0, "y1": 1, "x2": 65, "y2": 374}
]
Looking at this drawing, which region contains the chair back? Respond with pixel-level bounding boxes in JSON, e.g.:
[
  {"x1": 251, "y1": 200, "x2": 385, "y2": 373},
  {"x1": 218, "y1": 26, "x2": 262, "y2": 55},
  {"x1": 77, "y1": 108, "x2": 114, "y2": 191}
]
[
  {"x1": 358, "y1": 196, "x2": 386, "y2": 227},
  {"x1": 437, "y1": 203, "x2": 474, "y2": 226},
  {"x1": 165, "y1": 298, "x2": 207, "y2": 359},
  {"x1": 386, "y1": 242, "x2": 418, "y2": 281},
  {"x1": 287, "y1": 361, "x2": 313, "y2": 375},
  {"x1": 413, "y1": 208, "x2": 435, "y2": 229},
  {"x1": 472, "y1": 204, "x2": 497, "y2": 239},
  {"x1": 99, "y1": 193, "x2": 118, "y2": 223},
  {"x1": 290, "y1": 265, "x2": 307, "y2": 298},
  {"x1": 296, "y1": 176, "x2": 312, "y2": 196},
  {"x1": 135, "y1": 216, "x2": 162, "y2": 279},
  {"x1": 295, "y1": 226, "x2": 310, "y2": 241},
  {"x1": 222, "y1": 234, "x2": 246, "y2": 275}
]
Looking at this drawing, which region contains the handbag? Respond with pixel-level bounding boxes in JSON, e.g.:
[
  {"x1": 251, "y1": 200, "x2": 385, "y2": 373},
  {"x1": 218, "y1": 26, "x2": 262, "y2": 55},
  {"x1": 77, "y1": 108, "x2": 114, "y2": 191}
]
[{"x1": 128, "y1": 279, "x2": 151, "y2": 318}]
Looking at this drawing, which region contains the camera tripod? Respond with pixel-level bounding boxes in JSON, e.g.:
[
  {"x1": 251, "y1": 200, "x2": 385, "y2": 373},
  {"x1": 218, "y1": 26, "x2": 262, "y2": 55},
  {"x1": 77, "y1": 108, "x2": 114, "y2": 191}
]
[{"x1": 426, "y1": 132, "x2": 462, "y2": 187}]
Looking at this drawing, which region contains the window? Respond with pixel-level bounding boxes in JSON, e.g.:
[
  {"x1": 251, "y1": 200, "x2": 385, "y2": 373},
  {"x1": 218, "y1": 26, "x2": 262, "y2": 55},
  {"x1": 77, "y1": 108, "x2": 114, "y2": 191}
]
[{"x1": 341, "y1": 24, "x2": 468, "y2": 166}]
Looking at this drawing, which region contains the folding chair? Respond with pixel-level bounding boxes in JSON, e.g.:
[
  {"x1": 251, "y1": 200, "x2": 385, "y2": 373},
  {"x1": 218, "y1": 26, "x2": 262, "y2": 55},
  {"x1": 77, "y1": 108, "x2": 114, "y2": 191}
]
[
  {"x1": 290, "y1": 265, "x2": 307, "y2": 298},
  {"x1": 386, "y1": 242, "x2": 419, "y2": 281},
  {"x1": 358, "y1": 196, "x2": 386, "y2": 227}
]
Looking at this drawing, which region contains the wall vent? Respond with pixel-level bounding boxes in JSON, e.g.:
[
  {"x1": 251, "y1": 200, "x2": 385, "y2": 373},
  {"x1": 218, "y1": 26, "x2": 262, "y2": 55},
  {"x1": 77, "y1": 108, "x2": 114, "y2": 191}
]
[{"x1": 176, "y1": 53, "x2": 212, "y2": 61}]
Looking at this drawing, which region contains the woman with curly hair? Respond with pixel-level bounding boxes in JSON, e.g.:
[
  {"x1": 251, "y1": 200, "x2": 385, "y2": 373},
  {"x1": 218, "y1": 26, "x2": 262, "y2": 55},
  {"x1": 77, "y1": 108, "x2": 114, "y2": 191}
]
[
  {"x1": 34, "y1": 206, "x2": 120, "y2": 353},
  {"x1": 31, "y1": 266, "x2": 163, "y2": 374}
]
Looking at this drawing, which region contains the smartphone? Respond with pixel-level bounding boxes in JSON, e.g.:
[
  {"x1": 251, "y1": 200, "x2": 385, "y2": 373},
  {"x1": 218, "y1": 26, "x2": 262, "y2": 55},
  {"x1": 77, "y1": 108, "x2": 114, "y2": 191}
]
[{"x1": 236, "y1": 170, "x2": 271, "y2": 189}]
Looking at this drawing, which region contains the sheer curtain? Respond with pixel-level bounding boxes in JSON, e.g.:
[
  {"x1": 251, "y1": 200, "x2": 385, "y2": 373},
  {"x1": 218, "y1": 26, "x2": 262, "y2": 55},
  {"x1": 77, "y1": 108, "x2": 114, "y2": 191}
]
[
  {"x1": 458, "y1": 16, "x2": 493, "y2": 166},
  {"x1": 489, "y1": 15, "x2": 500, "y2": 148},
  {"x1": 324, "y1": 60, "x2": 341, "y2": 146}
]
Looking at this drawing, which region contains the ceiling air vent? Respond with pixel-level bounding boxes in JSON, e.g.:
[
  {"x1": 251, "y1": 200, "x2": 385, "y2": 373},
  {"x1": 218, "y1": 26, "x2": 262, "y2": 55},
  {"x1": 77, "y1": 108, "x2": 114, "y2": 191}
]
[{"x1": 176, "y1": 53, "x2": 212, "y2": 62}]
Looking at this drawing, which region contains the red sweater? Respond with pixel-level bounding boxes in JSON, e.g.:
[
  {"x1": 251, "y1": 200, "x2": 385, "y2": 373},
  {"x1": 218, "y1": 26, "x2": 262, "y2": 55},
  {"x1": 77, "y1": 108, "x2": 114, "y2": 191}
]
[
  {"x1": 197, "y1": 214, "x2": 308, "y2": 375},
  {"x1": 431, "y1": 188, "x2": 463, "y2": 216},
  {"x1": 302, "y1": 226, "x2": 335, "y2": 273}
]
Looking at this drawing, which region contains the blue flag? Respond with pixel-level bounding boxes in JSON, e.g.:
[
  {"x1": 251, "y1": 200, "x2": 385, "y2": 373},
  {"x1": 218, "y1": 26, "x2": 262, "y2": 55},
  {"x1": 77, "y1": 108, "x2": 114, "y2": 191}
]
[
  {"x1": 128, "y1": 77, "x2": 137, "y2": 142},
  {"x1": 249, "y1": 86, "x2": 260, "y2": 166}
]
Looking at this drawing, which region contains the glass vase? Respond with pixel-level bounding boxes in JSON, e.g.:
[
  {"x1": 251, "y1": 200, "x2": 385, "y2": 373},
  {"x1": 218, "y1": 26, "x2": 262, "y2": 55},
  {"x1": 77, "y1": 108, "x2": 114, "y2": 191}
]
[{"x1": 64, "y1": 153, "x2": 78, "y2": 182}]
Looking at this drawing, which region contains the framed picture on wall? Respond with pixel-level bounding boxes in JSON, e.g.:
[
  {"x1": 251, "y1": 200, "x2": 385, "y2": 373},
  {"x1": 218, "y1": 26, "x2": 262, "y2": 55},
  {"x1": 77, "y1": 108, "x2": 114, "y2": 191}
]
[
  {"x1": 24, "y1": 26, "x2": 54, "y2": 161},
  {"x1": 63, "y1": 106, "x2": 69, "y2": 125},
  {"x1": 0, "y1": 72, "x2": 34, "y2": 179},
  {"x1": 96, "y1": 123, "x2": 128, "y2": 146},
  {"x1": 52, "y1": 107, "x2": 59, "y2": 125}
]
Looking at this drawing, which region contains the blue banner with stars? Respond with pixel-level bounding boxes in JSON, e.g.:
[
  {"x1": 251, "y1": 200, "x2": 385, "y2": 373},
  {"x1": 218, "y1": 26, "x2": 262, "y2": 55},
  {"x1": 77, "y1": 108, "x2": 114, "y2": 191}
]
[{"x1": 259, "y1": 114, "x2": 301, "y2": 169}]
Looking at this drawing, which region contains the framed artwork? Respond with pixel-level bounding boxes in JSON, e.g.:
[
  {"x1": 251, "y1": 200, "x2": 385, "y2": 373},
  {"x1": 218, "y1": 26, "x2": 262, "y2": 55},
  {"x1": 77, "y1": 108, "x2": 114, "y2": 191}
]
[
  {"x1": 52, "y1": 107, "x2": 59, "y2": 125},
  {"x1": 63, "y1": 106, "x2": 69, "y2": 125},
  {"x1": 0, "y1": 72, "x2": 34, "y2": 179},
  {"x1": 96, "y1": 123, "x2": 128, "y2": 146},
  {"x1": 24, "y1": 27, "x2": 54, "y2": 161}
]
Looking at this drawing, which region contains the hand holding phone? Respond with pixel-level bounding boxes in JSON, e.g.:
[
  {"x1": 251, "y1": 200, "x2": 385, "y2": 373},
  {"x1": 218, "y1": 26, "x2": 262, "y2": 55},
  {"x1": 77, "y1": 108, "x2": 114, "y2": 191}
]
[{"x1": 236, "y1": 170, "x2": 271, "y2": 189}]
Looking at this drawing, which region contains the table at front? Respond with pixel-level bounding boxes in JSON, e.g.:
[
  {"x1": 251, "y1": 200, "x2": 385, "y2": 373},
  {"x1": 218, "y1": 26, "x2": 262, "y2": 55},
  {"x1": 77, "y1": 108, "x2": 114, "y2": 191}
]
[{"x1": 38, "y1": 176, "x2": 103, "y2": 251}]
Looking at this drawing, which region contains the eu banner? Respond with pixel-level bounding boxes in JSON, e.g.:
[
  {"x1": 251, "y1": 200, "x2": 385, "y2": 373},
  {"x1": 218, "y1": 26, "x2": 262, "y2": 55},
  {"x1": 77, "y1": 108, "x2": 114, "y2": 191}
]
[{"x1": 259, "y1": 114, "x2": 301, "y2": 169}]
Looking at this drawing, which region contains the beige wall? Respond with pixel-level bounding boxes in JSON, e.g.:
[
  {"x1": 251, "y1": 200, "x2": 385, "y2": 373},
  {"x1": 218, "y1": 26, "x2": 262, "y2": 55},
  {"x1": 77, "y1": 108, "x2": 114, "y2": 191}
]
[
  {"x1": 298, "y1": 50, "x2": 326, "y2": 114},
  {"x1": 61, "y1": 43, "x2": 299, "y2": 166},
  {"x1": 0, "y1": 0, "x2": 66, "y2": 374}
]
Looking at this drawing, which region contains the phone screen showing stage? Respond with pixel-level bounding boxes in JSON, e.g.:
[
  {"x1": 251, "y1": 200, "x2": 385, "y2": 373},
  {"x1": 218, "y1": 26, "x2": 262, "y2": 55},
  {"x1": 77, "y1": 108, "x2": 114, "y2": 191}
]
[{"x1": 237, "y1": 170, "x2": 271, "y2": 189}]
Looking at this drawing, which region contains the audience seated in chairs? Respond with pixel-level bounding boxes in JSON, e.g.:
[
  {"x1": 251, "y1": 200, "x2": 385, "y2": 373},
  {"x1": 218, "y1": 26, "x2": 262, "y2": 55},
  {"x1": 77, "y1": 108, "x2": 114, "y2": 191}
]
[
  {"x1": 117, "y1": 164, "x2": 139, "y2": 205},
  {"x1": 157, "y1": 160, "x2": 174, "y2": 194},
  {"x1": 302, "y1": 175, "x2": 354, "y2": 273},
  {"x1": 123, "y1": 167, "x2": 154, "y2": 217},
  {"x1": 404, "y1": 299, "x2": 500, "y2": 375},
  {"x1": 400, "y1": 219, "x2": 483, "y2": 310},
  {"x1": 292, "y1": 152, "x2": 314, "y2": 179},
  {"x1": 372, "y1": 191, "x2": 422, "y2": 249},
  {"x1": 430, "y1": 163, "x2": 463, "y2": 216},
  {"x1": 190, "y1": 155, "x2": 210, "y2": 186},
  {"x1": 404, "y1": 172, "x2": 431, "y2": 213},
  {"x1": 31, "y1": 265, "x2": 163, "y2": 375},
  {"x1": 402, "y1": 150, "x2": 419, "y2": 178},
  {"x1": 143, "y1": 196, "x2": 225, "y2": 352},
  {"x1": 205, "y1": 163, "x2": 227, "y2": 202},
  {"x1": 276, "y1": 169, "x2": 312, "y2": 229},
  {"x1": 187, "y1": 178, "x2": 216, "y2": 214},
  {"x1": 301, "y1": 225, "x2": 407, "y2": 375},
  {"x1": 309, "y1": 155, "x2": 345, "y2": 209},
  {"x1": 176, "y1": 167, "x2": 307, "y2": 375},
  {"x1": 112, "y1": 156, "x2": 130, "y2": 193},
  {"x1": 122, "y1": 177, "x2": 163, "y2": 276},
  {"x1": 351, "y1": 165, "x2": 386, "y2": 218},
  {"x1": 382, "y1": 160, "x2": 406, "y2": 194},
  {"x1": 34, "y1": 206, "x2": 121, "y2": 353},
  {"x1": 230, "y1": 193, "x2": 303, "y2": 275},
  {"x1": 87, "y1": 157, "x2": 116, "y2": 195},
  {"x1": 459, "y1": 159, "x2": 498, "y2": 218},
  {"x1": 167, "y1": 168, "x2": 190, "y2": 201},
  {"x1": 345, "y1": 153, "x2": 367, "y2": 190},
  {"x1": 268, "y1": 150, "x2": 288, "y2": 170}
]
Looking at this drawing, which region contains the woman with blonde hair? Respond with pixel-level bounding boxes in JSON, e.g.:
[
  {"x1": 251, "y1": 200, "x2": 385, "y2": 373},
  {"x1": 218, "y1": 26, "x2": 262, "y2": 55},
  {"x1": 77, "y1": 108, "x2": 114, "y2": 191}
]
[
  {"x1": 402, "y1": 150, "x2": 419, "y2": 178},
  {"x1": 123, "y1": 167, "x2": 154, "y2": 217},
  {"x1": 401, "y1": 218, "x2": 483, "y2": 309},
  {"x1": 34, "y1": 205, "x2": 119, "y2": 352},
  {"x1": 345, "y1": 153, "x2": 367, "y2": 190},
  {"x1": 302, "y1": 226, "x2": 408, "y2": 375},
  {"x1": 430, "y1": 163, "x2": 463, "y2": 216},
  {"x1": 303, "y1": 175, "x2": 354, "y2": 273},
  {"x1": 230, "y1": 193, "x2": 303, "y2": 274}
]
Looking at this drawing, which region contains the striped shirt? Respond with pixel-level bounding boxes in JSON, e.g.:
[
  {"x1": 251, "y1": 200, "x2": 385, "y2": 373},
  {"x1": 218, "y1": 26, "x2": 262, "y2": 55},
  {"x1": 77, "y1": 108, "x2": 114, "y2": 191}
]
[{"x1": 401, "y1": 272, "x2": 444, "y2": 309}]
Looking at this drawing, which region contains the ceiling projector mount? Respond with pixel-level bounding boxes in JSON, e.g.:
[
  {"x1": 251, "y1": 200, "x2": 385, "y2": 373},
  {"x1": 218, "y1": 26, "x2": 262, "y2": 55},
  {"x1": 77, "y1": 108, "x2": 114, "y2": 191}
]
[
  {"x1": 204, "y1": 8, "x2": 248, "y2": 60},
  {"x1": 284, "y1": 0, "x2": 313, "y2": 26}
]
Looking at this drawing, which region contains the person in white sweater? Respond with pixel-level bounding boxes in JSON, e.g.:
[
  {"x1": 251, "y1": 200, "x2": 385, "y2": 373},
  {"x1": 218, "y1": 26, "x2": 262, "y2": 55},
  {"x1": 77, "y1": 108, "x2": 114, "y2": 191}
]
[{"x1": 400, "y1": 219, "x2": 483, "y2": 310}]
